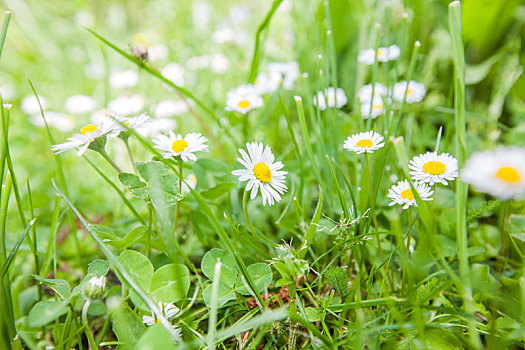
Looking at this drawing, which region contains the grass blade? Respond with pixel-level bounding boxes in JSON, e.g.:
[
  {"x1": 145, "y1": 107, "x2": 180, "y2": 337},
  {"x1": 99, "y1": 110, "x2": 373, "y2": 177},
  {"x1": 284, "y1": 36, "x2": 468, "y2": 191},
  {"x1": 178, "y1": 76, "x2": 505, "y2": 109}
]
[{"x1": 1, "y1": 219, "x2": 36, "y2": 277}]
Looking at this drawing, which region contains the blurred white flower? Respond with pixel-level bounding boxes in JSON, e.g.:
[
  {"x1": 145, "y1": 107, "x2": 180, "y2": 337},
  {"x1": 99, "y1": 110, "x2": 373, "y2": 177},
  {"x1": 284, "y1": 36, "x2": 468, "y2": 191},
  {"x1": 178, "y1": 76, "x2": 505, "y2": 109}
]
[
  {"x1": 361, "y1": 96, "x2": 385, "y2": 119},
  {"x1": 313, "y1": 87, "x2": 347, "y2": 111},
  {"x1": 84, "y1": 63, "x2": 105, "y2": 79},
  {"x1": 187, "y1": 55, "x2": 210, "y2": 70},
  {"x1": 393, "y1": 80, "x2": 426, "y2": 103},
  {"x1": 192, "y1": 1, "x2": 212, "y2": 30},
  {"x1": 225, "y1": 84, "x2": 263, "y2": 114},
  {"x1": 460, "y1": 147, "x2": 525, "y2": 200},
  {"x1": 21, "y1": 95, "x2": 47, "y2": 115},
  {"x1": 0, "y1": 85, "x2": 15, "y2": 100},
  {"x1": 357, "y1": 83, "x2": 388, "y2": 104},
  {"x1": 229, "y1": 6, "x2": 251, "y2": 24},
  {"x1": 255, "y1": 71, "x2": 283, "y2": 94},
  {"x1": 108, "y1": 95, "x2": 145, "y2": 116},
  {"x1": 30, "y1": 112, "x2": 76, "y2": 132},
  {"x1": 209, "y1": 53, "x2": 230, "y2": 74},
  {"x1": 149, "y1": 44, "x2": 169, "y2": 61},
  {"x1": 358, "y1": 45, "x2": 400, "y2": 65},
  {"x1": 64, "y1": 95, "x2": 96, "y2": 114},
  {"x1": 212, "y1": 27, "x2": 249, "y2": 46},
  {"x1": 153, "y1": 100, "x2": 192, "y2": 118},
  {"x1": 161, "y1": 62, "x2": 185, "y2": 86},
  {"x1": 182, "y1": 174, "x2": 198, "y2": 193},
  {"x1": 142, "y1": 302, "x2": 180, "y2": 328},
  {"x1": 110, "y1": 69, "x2": 139, "y2": 89},
  {"x1": 268, "y1": 61, "x2": 299, "y2": 90},
  {"x1": 137, "y1": 118, "x2": 177, "y2": 138}
]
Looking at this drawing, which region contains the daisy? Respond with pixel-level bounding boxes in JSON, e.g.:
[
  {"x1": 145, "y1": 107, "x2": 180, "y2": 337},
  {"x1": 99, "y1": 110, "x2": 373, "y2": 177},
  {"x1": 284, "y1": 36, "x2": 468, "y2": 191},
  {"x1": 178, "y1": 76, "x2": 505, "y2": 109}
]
[
  {"x1": 231, "y1": 142, "x2": 287, "y2": 206},
  {"x1": 64, "y1": 95, "x2": 96, "y2": 114},
  {"x1": 254, "y1": 71, "x2": 283, "y2": 95},
  {"x1": 357, "y1": 83, "x2": 388, "y2": 104},
  {"x1": 149, "y1": 44, "x2": 169, "y2": 61},
  {"x1": 152, "y1": 131, "x2": 208, "y2": 161},
  {"x1": 137, "y1": 118, "x2": 177, "y2": 138},
  {"x1": 360, "y1": 96, "x2": 385, "y2": 119},
  {"x1": 114, "y1": 113, "x2": 152, "y2": 137},
  {"x1": 181, "y1": 174, "x2": 198, "y2": 194},
  {"x1": 393, "y1": 81, "x2": 426, "y2": 103},
  {"x1": 108, "y1": 94, "x2": 145, "y2": 116},
  {"x1": 313, "y1": 87, "x2": 347, "y2": 111},
  {"x1": 388, "y1": 180, "x2": 434, "y2": 209},
  {"x1": 225, "y1": 85, "x2": 263, "y2": 115},
  {"x1": 409, "y1": 152, "x2": 458, "y2": 186},
  {"x1": 142, "y1": 302, "x2": 180, "y2": 328},
  {"x1": 161, "y1": 62, "x2": 185, "y2": 86},
  {"x1": 51, "y1": 120, "x2": 117, "y2": 156},
  {"x1": 110, "y1": 69, "x2": 139, "y2": 89},
  {"x1": 267, "y1": 61, "x2": 300, "y2": 90},
  {"x1": 460, "y1": 147, "x2": 525, "y2": 200},
  {"x1": 344, "y1": 131, "x2": 385, "y2": 154},
  {"x1": 154, "y1": 100, "x2": 192, "y2": 118},
  {"x1": 358, "y1": 45, "x2": 400, "y2": 65},
  {"x1": 0, "y1": 85, "x2": 15, "y2": 100}
]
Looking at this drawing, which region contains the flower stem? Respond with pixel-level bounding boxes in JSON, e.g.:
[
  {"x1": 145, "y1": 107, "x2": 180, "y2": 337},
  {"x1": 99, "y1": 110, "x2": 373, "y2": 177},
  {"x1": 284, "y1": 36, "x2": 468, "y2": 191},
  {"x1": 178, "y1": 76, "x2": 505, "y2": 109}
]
[
  {"x1": 172, "y1": 158, "x2": 183, "y2": 235},
  {"x1": 242, "y1": 190, "x2": 257, "y2": 241},
  {"x1": 365, "y1": 153, "x2": 381, "y2": 256},
  {"x1": 98, "y1": 149, "x2": 122, "y2": 173},
  {"x1": 146, "y1": 201, "x2": 152, "y2": 258},
  {"x1": 123, "y1": 138, "x2": 138, "y2": 175},
  {"x1": 82, "y1": 299, "x2": 97, "y2": 350}
]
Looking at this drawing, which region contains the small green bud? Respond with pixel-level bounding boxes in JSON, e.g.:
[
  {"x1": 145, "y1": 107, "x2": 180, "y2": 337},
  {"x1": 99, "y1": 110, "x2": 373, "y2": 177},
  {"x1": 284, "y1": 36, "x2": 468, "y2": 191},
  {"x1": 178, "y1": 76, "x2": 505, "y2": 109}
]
[{"x1": 83, "y1": 275, "x2": 106, "y2": 300}]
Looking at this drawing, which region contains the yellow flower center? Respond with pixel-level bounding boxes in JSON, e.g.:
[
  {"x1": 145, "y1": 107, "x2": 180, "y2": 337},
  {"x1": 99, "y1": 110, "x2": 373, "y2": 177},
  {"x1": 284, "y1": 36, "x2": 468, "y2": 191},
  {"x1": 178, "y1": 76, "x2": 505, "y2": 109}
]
[
  {"x1": 356, "y1": 139, "x2": 373, "y2": 148},
  {"x1": 377, "y1": 48, "x2": 384, "y2": 56},
  {"x1": 423, "y1": 161, "x2": 446, "y2": 175},
  {"x1": 124, "y1": 121, "x2": 130, "y2": 126},
  {"x1": 253, "y1": 162, "x2": 272, "y2": 183},
  {"x1": 238, "y1": 100, "x2": 250, "y2": 109},
  {"x1": 406, "y1": 89, "x2": 413, "y2": 94},
  {"x1": 171, "y1": 139, "x2": 188, "y2": 153},
  {"x1": 372, "y1": 104, "x2": 383, "y2": 109},
  {"x1": 495, "y1": 166, "x2": 521, "y2": 183},
  {"x1": 400, "y1": 189, "x2": 414, "y2": 200},
  {"x1": 80, "y1": 124, "x2": 98, "y2": 135}
]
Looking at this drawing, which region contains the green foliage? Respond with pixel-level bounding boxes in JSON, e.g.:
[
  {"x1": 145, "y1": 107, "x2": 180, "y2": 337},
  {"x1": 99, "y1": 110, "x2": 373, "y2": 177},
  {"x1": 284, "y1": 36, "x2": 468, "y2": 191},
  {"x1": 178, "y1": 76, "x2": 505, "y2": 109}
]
[
  {"x1": 136, "y1": 324, "x2": 177, "y2": 350},
  {"x1": 325, "y1": 267, "x2": 351, "y2": 300},
  {"x1": 235, "y1": 263, "x2": 273, "y2": 296},
  {"x1": 28, "y1": 301, "x2": 69, "y2": 328}
]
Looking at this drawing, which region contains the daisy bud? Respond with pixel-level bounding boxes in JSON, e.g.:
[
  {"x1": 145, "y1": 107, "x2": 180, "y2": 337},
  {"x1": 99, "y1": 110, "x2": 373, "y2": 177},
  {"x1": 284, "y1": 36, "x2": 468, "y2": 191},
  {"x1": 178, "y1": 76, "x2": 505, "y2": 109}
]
[{"x1": 83, "y1": 276, "x2": 106, "y2": 300}]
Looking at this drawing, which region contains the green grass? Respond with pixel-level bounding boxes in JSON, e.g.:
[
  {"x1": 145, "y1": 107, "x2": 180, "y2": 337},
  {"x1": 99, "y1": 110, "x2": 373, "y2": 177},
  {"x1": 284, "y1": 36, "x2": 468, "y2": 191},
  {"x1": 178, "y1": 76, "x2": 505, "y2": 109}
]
[{"x1": 1, "y1": 0, "x2": 525, "y2": 349}]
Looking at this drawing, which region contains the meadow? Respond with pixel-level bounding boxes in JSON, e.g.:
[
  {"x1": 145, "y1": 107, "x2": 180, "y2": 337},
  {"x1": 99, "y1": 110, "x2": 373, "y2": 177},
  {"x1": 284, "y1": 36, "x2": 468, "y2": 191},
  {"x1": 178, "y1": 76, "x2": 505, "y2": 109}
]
[{"x1": 0, "y1": 0, "x2": 525, "y2": 348}]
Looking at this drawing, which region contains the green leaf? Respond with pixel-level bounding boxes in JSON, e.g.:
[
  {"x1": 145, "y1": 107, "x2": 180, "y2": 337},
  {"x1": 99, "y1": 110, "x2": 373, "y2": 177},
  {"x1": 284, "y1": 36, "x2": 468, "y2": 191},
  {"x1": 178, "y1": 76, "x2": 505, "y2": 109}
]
[
  {"x1": 135, "y1": 324, "x2": 176, "y2": 350},
  {"x1": 325, "y1": 267, "x2": 350, "y2": 299},
  {"x1": 304, "y1": 307, "x2": 321, "y2": 322},
  {"x1": 200, "y1": 182, "x2": 235, "y2": 200},
  {"x1": 202, "y1": 283, "x2": 236, "y2": 308},
  {"x1": 150, "y1": 264, "x2": 190, "y2": 303},
  {"x1": 88, "y1": 300, "x2": 107, "y2": 316},
  {"x1": 32, "y1": 276, "x2": 71, "y2": 300},
  {"x1": 118, "y1": 250, "x2": 154, "y2": 310},
  {"x1": 201, "y1": 249, "x2": 237, "y2": 287},
  {"x1": 88, "y1": 260, "x2": 110, "y2": 277},
  {"x1": 28, "y1": 301, "x2": 69, "y2": 327},
  {"x1": 119, "y1": 173, "x2": 148, "y2": 199},
  {"x1": 112, "y1": 304, "x2": 145, "y2": 349},
  {"x1": 235, "y1": 263, "x2": 272, "y2": 296}
]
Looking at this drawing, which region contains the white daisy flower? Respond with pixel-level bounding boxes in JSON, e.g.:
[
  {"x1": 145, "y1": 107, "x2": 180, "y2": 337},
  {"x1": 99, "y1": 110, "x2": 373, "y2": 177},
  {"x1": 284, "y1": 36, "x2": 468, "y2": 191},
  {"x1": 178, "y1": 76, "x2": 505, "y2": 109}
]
[
  {"x1": 108, "y1": 94, "x2": 145, "y2": 116},
  {"x1": 181, "y1": 174, "x2": 198, "y2": 194},
  {"x1": 21, "y1": 95, "x2": 47, "y2": 115},
  {"x1": 313, "y1": 87, "x2": 347, "y2": 111},
  {"x1": 209, "y1": 53, "x2": 230, "y2": 74},
  {"x1": 114, "y1": 113, "x2": 152, "y2": 136},
  {"x1": 409, "y1": 151, "x2": 458, "y2": 186},
  {"x1": 460, "y1": 147, "x2": 525, "y2": 200},
  {"x1": 393, "y1": 81, "x2": 426, "y2": 103},
  {"x1": 64, "y1": 95, "x2": 96, "y2": 114},
  {"x1": 30, "y1": 112, "x2": 76, "y2": 132},
  {"x1": 254, "y1": 71, "x2": 283, "y2": 95},
  {"x1": 387, "y1": 180, "x2": 434, "y2": 209},
  {"x1": 142, "y1": 302, "x2": 181, "y2": 329},
  {"x1": 152, "y1": 131, "x2": 208, "y2": 161},
  {"x1": 360, "y1": 96, "x2": 385, "y2": 119},
  {"x1": 225, "y1": 85, "x2": 263, "y2": 115},
  {"x1": 212, "y1": 27, "x2": 249, "y2": 46},
  {"x1": 137, "y1": 118, "x2": 177, "y2": 138},
  {"x1": 343, "y1": 131, "x2": 385, "y2": 154},
  {"x1": 161, "y1": 62, "x2": 185, "y2": 86},
  {"x1": 84, "y1": 63, "x2": 105, "y2": 79},
  {"x1": 192, "y1": 1, "x2": 212, "y2": 30},
  {"x1": 0, "y1": 85, "x2": 15, "y2": 100},
  {"x1": 187, "y1": 55, "x2": 210, "y2": 70},
  {"x1": 51, "y1": 120, "x2": 117, "y2": 156},
  {"x1": 357, "y1": 83, "x2": 388, "y2": 104},
  {"x1": 153, "y1": 100, "x2": 192, "y2": 118},
  {"x1": 358, "y1": 45, "x2": 400, "y2": 65},
  {"x1": 110, "y1": 69, "x2": 139, "y2": 89},
  {"x1": 231, "y1": 142, "x2": 288, "y2": 206}
]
